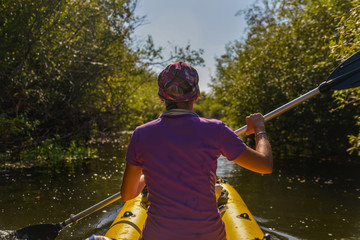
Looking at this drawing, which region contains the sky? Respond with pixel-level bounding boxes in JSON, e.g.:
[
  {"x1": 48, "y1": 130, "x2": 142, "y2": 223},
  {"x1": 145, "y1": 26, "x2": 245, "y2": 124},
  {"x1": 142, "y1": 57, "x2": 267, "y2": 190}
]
[{"x1": 134, "y1": 0, "x2": 258, "y2": 92}]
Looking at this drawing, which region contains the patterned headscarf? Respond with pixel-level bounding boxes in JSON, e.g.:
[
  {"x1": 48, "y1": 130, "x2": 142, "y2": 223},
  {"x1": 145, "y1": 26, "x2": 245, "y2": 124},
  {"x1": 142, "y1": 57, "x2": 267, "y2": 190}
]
[{"x1": 157, "y1": 61, "x2": 200, "y2": 102}]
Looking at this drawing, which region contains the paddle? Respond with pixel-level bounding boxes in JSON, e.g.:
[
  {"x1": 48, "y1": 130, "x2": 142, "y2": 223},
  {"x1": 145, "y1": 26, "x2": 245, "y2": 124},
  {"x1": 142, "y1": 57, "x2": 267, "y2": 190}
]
[
  {"x1": 234, "y1": 50, "x2": 360, "y2": 135},
  {"x1": 15, "y1": 192, "x2": 121, "y2": 240}
]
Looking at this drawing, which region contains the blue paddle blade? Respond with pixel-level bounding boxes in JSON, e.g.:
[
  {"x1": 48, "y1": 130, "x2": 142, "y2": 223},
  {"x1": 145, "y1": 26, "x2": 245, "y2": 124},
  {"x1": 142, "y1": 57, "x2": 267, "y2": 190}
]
[{"x1": 325, "y1": 51, "x2": 360, "y2": 91}]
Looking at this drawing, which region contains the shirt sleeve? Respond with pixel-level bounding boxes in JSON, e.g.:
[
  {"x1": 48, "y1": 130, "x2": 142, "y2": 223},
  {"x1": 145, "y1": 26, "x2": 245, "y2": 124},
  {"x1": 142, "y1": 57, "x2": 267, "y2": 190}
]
[
  {"x1": 125, "y1": 128, "x2": 143, "y2": 166},
  {"x1": 217, "y1": 122, "x2": 247, "y2": 161}
]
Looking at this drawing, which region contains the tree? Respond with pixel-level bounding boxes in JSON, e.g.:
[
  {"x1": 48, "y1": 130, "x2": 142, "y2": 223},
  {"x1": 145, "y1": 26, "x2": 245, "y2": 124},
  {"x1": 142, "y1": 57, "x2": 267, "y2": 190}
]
[
  {"x1": 211, "y1": 0, "x2": 357, "y2": 159},
  {"x1": 0, "y1": 0, "x2": 204, "y2": 168},
  {"x1": 193, "y1": 92, "x2": 225, "y2": 119},
  {"x1": 329, "y1": 0, "x2": 360, "y2": 156}
]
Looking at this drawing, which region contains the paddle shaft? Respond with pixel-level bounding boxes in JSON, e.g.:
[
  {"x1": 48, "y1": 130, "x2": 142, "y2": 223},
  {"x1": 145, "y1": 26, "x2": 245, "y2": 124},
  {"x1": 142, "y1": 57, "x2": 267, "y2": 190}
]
[{"x1": 60, "y1": 192, "x2": 121, "y2": 228}]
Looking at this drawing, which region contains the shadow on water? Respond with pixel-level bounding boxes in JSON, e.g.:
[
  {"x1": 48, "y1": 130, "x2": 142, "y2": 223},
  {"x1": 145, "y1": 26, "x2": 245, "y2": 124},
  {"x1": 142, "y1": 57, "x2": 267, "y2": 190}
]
[{"x1": 1, "y1": 141, "x2": 359, "y2": 240}]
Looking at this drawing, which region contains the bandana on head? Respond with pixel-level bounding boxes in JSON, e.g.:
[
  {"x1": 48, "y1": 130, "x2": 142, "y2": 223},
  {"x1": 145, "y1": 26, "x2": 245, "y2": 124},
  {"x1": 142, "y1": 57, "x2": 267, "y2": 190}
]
[{"x1": 157, "y1": 61, "x2": 200, "y2": 102}]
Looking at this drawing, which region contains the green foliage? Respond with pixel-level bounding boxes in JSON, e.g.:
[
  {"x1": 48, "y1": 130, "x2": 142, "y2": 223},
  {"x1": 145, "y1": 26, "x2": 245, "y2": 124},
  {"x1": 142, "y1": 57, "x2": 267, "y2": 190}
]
[
  {"x1": 347, "y1": 116, "x2": 360, "y2": 156},
  {"x1": 329, "y1": 0, "x2": 360, "y2": 156},
  {"x1": 0, "y1": 114, "x2": 97, "y2": 172},
  {"x1": 0, "y1": 113, "x2": 39, "y2": 138},
  {"x1": 0, "y1": 0, "x2": 142, "y2": 169},
  {"x1": 0, "y1": 0, "x2": 204, "y2": 169},
  {"x1": 0, "y1": 113, "x2": 39, "y2": 155},
  {"x1": 211, "y1": 0, "x2": 356, "y2": 159},
  {"x1": 19, "y1": 138, "x2": 98, "y2": 173},
  {"x1": 194, "y1": 92, "x2": 225, "y2": 120},
  {"x1": 1, "y1": 0, "x2": 144, "y2": 136},
  {"x1": 123, "y1": 72, "x2": 164, "y2": 129}
]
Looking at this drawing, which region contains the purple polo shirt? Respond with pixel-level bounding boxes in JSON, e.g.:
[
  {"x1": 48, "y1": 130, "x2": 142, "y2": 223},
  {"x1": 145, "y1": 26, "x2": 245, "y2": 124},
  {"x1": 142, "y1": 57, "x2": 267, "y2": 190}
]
[{"x1": 126, "y1": 114, "x2": 246, "y2": 240}]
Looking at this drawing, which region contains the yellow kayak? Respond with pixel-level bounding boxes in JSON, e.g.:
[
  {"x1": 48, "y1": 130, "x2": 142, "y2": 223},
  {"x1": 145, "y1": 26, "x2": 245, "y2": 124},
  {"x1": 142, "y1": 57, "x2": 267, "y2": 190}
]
[{"x1": 105, "y1": 182, "x2": 269, "y2": 240}]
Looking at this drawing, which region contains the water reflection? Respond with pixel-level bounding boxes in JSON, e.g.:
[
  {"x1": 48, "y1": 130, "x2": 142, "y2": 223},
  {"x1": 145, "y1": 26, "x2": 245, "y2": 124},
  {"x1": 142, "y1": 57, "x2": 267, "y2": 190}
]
[{"x1": 0, "y1": 146, "x2": 359, "y2": 240}]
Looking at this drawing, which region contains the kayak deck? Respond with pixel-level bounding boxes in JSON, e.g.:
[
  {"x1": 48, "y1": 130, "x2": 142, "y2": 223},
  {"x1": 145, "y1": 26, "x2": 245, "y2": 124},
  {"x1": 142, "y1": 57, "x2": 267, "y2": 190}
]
[
  {"x1": 105, "y1": 181, "x2": 268, "y2": 240},
  {"x1": 221, "y1": 183, "x2": 265, "y2": 240}
]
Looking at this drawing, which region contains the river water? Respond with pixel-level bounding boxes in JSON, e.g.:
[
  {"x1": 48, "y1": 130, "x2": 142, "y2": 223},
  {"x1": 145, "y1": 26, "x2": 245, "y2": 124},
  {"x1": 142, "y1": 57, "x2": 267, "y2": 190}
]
[{"x1": 0, "y1": 141, "x2": 359, "y2": 240}]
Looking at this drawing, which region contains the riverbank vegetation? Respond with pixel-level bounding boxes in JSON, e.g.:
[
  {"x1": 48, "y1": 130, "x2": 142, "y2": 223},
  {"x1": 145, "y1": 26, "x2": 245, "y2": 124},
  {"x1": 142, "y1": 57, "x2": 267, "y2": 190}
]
[
  {"x1": 1, "y1": 0, "x2": 359, "y2": 171},
  {"x1": 210, "y1": 0, "x2": 360, "y2": 159},
  {"x1": 0, "y1": 0, "x2": 204, "y2": 170}
]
